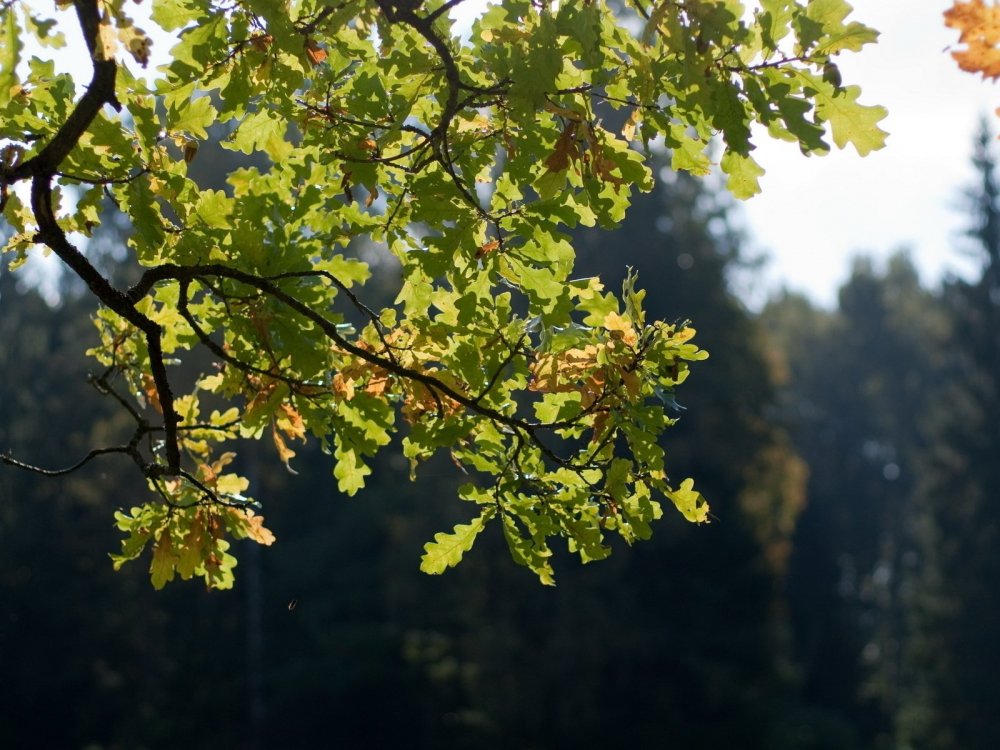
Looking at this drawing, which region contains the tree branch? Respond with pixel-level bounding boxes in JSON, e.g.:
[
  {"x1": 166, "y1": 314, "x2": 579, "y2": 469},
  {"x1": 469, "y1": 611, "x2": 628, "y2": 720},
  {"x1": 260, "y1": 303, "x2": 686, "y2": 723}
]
[
  {"x1": 130, "y1": 262, "x2": 587, "y2": 467},
  {"x1": 1, "y1": 445, "x2": 137, "y2": 477},
  {"x1": 12, "y1": 0, "x2": 182, "y2": 474},
  {"x1": 9, "y1": 0, "x2": 120, "y2": 183}
]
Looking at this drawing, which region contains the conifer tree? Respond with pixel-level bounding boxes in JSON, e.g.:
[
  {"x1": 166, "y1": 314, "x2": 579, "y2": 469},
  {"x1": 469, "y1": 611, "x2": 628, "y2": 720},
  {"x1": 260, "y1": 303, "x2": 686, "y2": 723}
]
[
  {"x1": 764, "y1": 253, "x2": 945, "y2": 747},
  {"x1": 898, "y1": 122, "x2": 1000, "y2": 750}
]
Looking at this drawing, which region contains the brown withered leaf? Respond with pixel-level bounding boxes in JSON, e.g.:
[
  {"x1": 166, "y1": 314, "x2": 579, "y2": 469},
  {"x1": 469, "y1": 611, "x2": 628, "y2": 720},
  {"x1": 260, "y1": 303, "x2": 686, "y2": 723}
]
[
  {"x1": 197, "y1": 460, "x2": 218, "y2": 486},
  {"x1": 273, "y1": 403, "x2": 305, "y2": 474},
  {"x1": 401, "y1": 382, "x2": 461, "y2": 423},
  {"x1": 245, "y1": 514, "x2": 276, "y2": 545},
  {"x1": 366, "y1": 373, "x2": 391, "y2": 396},
  {"x1": 250, "y1": 34, "x2": 274, "y2": 53},
  {"x1": 544, "y1": 121, "x2": 579, "y2": 172},
  {"x1": 336, "y1": 352, "x2": 392, "y2": 398},
  {"x1": 332, "y1": 371, "x2": 356, "y2": 400},
  {"x1": 183, "y1": 139, "x2": 198, "y2": 164},
  {"x1": 341, "y1": 170, "x2": 353, "y2": 202}
]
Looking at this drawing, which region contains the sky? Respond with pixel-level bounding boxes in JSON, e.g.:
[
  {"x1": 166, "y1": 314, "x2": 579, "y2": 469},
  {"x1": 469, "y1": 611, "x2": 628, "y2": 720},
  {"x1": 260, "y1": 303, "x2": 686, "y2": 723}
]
[
  {"x1": 12, "y1": 0, "x2": 999, "y2": 309},
  {"x1": 737, "y1": 0, "x2": 999, "y2": 308}
]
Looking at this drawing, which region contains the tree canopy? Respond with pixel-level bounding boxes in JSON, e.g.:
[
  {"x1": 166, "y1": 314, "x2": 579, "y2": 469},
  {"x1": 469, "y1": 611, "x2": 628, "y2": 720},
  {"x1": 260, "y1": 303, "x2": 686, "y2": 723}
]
[{"x1": 0, "y1": 0, "x2": 887, "y2": 589}]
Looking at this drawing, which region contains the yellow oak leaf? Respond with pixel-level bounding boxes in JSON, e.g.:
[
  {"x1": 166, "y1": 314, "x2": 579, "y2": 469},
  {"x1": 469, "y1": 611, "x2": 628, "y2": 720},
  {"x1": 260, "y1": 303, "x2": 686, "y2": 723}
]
[
  {"x1": 603, "y1": 311, "x2": 639, "y2": 347},
  {"x1": 229, "y1": 508, "x2": 276, "y2": 546},
  {"x1": 529, "y1": 345, "x2": 600, "y2": 392},
  {"x1": 150, "y1": 530, "x2": 176, "y2": 590}
]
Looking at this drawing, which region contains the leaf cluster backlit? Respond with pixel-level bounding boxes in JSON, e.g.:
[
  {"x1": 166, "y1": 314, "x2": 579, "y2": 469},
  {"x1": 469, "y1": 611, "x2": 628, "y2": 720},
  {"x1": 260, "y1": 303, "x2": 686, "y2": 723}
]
[{"x1": 0, "y1": 0, "x2": 887, "y2": 587}]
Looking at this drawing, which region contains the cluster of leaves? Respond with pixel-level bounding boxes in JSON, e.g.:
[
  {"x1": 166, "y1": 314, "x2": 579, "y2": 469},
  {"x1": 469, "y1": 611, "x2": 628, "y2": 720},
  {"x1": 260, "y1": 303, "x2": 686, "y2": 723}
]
[{"x1": 0, "y1": 0, "x2": 886, "y2": 588}]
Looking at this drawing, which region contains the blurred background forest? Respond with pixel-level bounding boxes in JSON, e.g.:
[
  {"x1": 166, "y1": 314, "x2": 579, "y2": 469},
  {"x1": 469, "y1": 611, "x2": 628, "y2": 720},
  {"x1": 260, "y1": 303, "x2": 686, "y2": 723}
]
[{"x1": 3, "y1": 116, "x2": 1000, "y2": 749}]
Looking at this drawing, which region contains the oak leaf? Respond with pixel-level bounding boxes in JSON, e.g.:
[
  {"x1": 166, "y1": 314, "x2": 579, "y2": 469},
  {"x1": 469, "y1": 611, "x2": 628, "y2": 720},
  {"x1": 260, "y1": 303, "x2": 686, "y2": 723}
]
[
  {"x1": 476, "y1": 239, "x2": 500, "y2": 259},
  {"x1": 945, "y1": 0, "x2": 1000, "y2": 79},
  {"x1": 141, "y1": 373, "x2": 162, "y2": 413},
  {"x1": 529, "y1": 346, "x2": 601, "y2": 393},
  {"x1": 229, "y1": 508, "x2": 277, "y2": 546},
  {"x1": 150, "y1": 530, "x2": 176, "y2": 590},
  {"x1": 544, "y1": 122, "x2": 579, "y2": 172},
  {"x1": 305, "y1": 38, "x2": 327, "y2": 65},
  {"x1": 276, "y1": 402, "x2": 306, "y2": 441},
  {"x1": 95, "y1": 16, "x2": 117, "y2": 61},
  {"x1": 272, "y1": 426, "x2": 298, "y2": 473}
]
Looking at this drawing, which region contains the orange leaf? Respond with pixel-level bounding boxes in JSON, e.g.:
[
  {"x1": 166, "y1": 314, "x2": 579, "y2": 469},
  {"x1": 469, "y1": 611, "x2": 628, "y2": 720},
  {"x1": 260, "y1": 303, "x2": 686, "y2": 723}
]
[
  {"x1": 945, "y1": 0, "x2": 1000, "y2": 79},
  {"x1": 272, "y1": 423, "x2": 299, "y2": 474},
  {"x1": 365, "y1": 373, "x2": 391, "y2": 396},
  {"x1": 401, "y1": 382, "x2": 461, "y2": 423},
  {"x1": 142, "y1": 373, "x2": 162, "y2": 413},
  {"x1": 197, "y1": 460, "x2": 218, "y2": 486},
  {"x1": 277, "y1": 402, "x2": 306, "y2": 440},
  {"x1": 208, "y1": 514, "x2": 223, "y2": 540},
  {"x1": 337, "y1": 355, "x2": 392, "y2": 397},
  {"x1": 305, "y1": 38, "x2": 328, "y2": 65},
  {"x1": 332, "y1": 371, "x2": 356, "y2": 400},
  {"x1": 245, "y1": 513, "x2": 276, "y2": 545},
  {"x1": 476, "y1": 239, "x2": 500, "y2": 259},
  {"x1": 603, "y1": 311, "x2": 639, "y2": 347}
]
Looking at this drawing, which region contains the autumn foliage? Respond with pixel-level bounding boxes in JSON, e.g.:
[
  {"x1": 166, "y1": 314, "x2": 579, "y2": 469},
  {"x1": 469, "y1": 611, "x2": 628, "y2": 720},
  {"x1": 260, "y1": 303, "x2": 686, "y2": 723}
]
[{"x1": 946, "y1": 0, "x2": 1000, "y2": 79}]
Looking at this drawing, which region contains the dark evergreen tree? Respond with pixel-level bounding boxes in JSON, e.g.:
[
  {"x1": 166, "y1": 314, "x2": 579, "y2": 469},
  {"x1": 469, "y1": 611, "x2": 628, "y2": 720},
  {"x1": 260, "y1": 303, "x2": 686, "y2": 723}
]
[
  {"x1": 898, "y1": 122, "x2": 1000, "y2": 750},
  {"x1": 763, "y1": 252, "x2": 945, "y2": 749}
]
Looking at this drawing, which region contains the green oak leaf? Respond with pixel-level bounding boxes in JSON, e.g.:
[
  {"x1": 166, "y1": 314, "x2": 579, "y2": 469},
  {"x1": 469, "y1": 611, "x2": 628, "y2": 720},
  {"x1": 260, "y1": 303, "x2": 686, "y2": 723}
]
[
  {"x1": 2, "y1": 0, "x2": 889, "y2": 590},
  {"x1": 814, "y1": 83, "x2": 889, "y2": 157},
  {"x1": 420, "y1": 509, "x2": 494, "y2": 575},
  {"x1": 721, "y1": 151, "x2": 767, "y2": 200}
]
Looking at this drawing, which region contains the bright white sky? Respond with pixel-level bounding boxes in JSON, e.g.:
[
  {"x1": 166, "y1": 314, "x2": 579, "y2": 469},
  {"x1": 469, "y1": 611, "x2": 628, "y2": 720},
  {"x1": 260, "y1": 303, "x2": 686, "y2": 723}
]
[
  {"x1": 738, "y1": 0, "x2": 998, "y2": 307},
  {"x1": 20, "y1": 0, "x2": 998, "y2": 309}
]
